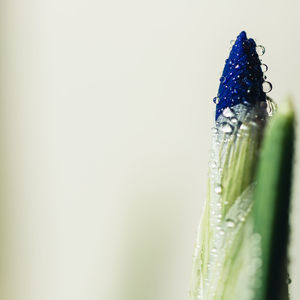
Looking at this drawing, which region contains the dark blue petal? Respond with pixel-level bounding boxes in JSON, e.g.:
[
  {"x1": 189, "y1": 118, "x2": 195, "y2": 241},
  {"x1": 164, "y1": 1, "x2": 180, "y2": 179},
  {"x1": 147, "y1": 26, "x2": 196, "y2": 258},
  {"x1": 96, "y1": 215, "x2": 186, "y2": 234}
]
[{"x1": 215, "y1": 31, "x2": 266, "y2": 120}]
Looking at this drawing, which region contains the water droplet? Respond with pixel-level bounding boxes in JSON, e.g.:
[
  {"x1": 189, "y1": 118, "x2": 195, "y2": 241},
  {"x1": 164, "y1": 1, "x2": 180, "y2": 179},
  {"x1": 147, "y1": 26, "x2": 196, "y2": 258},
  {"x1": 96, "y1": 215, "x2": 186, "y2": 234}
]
[
  {"x1": 249, "y1": 121, "x2": 258, "y2": 127},
  {"x1": 213, "y1": 96, "x2": 220, "y2": 104},
  {"x1": 215, "y1": 185, "x2": 222, "y2": 195},
  {"x1": 222, "y1": 107, "x2": 235, "y2": 118},
  {"x1": 211, "y1": 247, "x2": 217, "y2": 253},
  {"x1": 219, "y1": 229, "x2": 225, "y2": 235},
  {"x1": 256, "y1": 45, "x2": 265, "y2": 56},
  {"x1": 235, "y1": 64, "x2": 240, "y2": 69},
  {"x1": 265, "y1": 97, "x2": 277, "y2": 116},
  {"x1": 240, "y1": 123, "x2": 249, "y2": 131},
  {"x1": 243, "y1": 100, "x2": 252, "y2": 107},
  {"x1": 220, "y1": 123, "x2": 233, "y2": 133},
  {"x1": 262, "y1": 81, "x2": 272, "y2": 93},
  {"x1": 238, "y1": 213, "x2": 246, "y2": 222},
  {"x1": 211, "y1": 127, "x2": 218, "y2": 134},
  {"x1": 261, "y1": 63, "x2": 268, "y2": 72},
  {"x1": 220, "y1": 76, "x2": 226, "y2": 83},
  {"x1": 210, "y1": 161, "x2": 217, "y2": 168},
  {"x1": 225, "y1": 219, "x2": 235, "y2": 228},
  {"x1": 230, "y1": 117, "x2": 238, "y2": 124}
]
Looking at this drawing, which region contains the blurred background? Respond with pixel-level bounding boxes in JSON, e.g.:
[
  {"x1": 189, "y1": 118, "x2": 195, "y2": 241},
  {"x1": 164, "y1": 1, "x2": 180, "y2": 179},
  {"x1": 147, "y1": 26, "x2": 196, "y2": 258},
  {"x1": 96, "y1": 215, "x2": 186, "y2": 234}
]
[{"x1": 0, "y1": 0, "x2": 300, "y2": 299}]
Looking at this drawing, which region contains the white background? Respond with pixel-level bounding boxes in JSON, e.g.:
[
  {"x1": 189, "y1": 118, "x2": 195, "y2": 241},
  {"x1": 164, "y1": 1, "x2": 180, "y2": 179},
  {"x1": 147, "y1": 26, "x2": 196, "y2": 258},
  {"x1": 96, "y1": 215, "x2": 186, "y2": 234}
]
[{"x1": 0, "y1": 0, "x2": 299, "y2": 299}]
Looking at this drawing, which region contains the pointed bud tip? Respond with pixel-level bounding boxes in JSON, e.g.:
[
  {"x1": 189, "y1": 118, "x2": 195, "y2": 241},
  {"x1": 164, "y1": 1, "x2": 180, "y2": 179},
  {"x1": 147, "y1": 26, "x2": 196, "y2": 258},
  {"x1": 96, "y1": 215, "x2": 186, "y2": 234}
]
[{"x1": 215, "y1": 31, "x2": 267, "y2": 120}]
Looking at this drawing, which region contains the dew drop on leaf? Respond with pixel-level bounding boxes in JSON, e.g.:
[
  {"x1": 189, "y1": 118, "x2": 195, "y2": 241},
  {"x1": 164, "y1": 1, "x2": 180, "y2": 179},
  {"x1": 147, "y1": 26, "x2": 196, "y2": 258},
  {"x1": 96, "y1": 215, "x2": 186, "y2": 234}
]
[
  {"x1": 220, "y1": 123, "x2": 233, "y2": 133},
  {"x1": 225, "y1": 219, "x2": 236, "y2": 228},
  {"x1": 215, "y1": 185, "x2": 222, "y2": 195}
]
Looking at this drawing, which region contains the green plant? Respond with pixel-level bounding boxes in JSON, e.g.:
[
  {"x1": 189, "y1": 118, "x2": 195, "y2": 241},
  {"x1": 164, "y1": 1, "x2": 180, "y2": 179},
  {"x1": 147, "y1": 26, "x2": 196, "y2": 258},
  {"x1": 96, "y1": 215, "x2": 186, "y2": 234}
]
[{"x1": 190, "y1": 31, "x2": 295, "y2": 300}]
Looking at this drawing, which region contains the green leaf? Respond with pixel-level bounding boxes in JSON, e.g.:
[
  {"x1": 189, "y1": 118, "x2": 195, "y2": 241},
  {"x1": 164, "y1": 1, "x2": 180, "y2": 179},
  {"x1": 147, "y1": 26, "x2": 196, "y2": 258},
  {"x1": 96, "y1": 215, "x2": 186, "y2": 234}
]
[{"x1": 253, "y1": 99, "x2": 295, "y2": 300}]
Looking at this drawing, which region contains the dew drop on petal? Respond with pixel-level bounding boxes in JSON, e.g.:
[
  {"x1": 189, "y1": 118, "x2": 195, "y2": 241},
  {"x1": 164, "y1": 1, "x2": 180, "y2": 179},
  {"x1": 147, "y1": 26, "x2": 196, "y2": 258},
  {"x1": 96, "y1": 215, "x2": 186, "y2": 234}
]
[
  {"x1": 220, "y1": 76, "x2": 226, "y2": 83},
  {"x1": 213, "y1": 96, "x2": 220, "y2": 104},
  {"x1": 243, "y1": 100, "x2": 252, "y2": 107},
  {"x1": 256, "y1": 45, "x2": 265, "y2": 56},
  {"x1": 261, "y1": 63, "x2": 268, "y2": 72},
  {"x1": 222, "y1": 107, "x2": 235, "y2": 118},
  {"x1": 262, "y1": 81, "x2": 272, "y2": 93}
]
